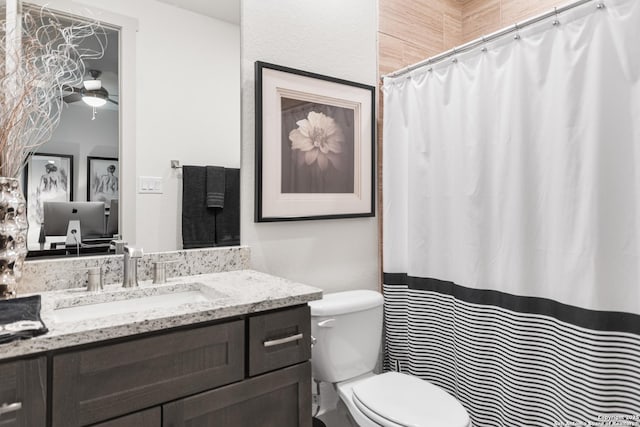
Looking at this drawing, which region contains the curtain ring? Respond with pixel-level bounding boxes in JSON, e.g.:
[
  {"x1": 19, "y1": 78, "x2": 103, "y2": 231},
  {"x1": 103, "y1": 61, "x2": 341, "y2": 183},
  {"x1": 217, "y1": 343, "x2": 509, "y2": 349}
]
[
  {"x1": 552, "y1": 7, "x2": 560, "y2": 26},
  {"x1": 481, "y1": 36, "x2": 488, "y2": 52},
  {"x1": 596, "y1": 2, "x2": 605, "y2": 9},
  {"x1": 513, "y1": 23, "x2": 521, "y2": 40}
]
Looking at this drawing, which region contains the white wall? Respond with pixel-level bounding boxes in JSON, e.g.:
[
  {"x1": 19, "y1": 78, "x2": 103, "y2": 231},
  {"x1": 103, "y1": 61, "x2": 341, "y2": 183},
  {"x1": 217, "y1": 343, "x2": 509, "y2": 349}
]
[
  {"x1": 241, "y1": 0, "x2": 379, "y2": 293},
  {"x1": 76, "y1": 0, "x2": 241, "y2": 251}
]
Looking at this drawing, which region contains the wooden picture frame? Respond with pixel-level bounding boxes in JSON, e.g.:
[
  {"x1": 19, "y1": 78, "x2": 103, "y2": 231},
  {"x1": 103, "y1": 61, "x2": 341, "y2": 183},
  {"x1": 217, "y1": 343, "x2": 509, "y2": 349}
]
[{"x1": 255, "y1": 61, "x2": 375, "y2": 222}]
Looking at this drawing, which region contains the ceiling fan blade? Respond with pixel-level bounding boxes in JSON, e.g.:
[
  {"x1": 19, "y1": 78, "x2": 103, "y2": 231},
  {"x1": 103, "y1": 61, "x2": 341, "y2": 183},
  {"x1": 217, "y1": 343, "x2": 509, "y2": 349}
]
[
  {"x1": 62, "y1": 85, "x2": 82, "y2": 94},
  {"x1": 63, "y1": 93, "x2": 82, "y2": 103},
  {"x1": 107, "y1": 98, "x2": 119, "y2": 105}
]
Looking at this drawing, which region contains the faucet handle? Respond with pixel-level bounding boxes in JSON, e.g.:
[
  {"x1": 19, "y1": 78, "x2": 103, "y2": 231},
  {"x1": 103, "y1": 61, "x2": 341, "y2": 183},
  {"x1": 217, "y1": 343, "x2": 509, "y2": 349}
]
[
  {"x1": 152, "y1": 259, "x2": 178, "y2": 285},
  {"x1": 86, "y1": 267, "x2": 104, "y2": 292}
]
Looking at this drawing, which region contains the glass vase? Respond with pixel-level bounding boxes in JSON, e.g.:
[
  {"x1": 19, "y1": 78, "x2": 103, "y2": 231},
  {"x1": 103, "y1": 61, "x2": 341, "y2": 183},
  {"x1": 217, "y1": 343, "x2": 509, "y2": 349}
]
[{"x1": 0, "y1": 177, "x2": 28, "y2": 298}]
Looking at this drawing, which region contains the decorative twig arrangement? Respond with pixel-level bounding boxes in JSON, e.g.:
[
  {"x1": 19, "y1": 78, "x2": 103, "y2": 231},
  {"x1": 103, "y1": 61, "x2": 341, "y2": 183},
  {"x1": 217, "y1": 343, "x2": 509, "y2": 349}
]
[{"x1": 0, "y1": 2, "x2": 106, "y2": 178}]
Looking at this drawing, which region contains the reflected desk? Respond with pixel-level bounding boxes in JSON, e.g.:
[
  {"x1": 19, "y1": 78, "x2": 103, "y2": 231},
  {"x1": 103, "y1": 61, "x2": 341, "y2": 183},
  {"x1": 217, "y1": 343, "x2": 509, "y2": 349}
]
[{"x1": 27, "y1": 240, "x2": 113, "y2": 259}]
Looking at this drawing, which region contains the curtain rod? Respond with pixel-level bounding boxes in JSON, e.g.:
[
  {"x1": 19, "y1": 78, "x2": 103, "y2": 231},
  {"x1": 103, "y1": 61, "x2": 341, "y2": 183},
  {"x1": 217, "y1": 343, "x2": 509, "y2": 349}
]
[{"x1": 382, "y1": 0, "x2": 598, "y2": 81}]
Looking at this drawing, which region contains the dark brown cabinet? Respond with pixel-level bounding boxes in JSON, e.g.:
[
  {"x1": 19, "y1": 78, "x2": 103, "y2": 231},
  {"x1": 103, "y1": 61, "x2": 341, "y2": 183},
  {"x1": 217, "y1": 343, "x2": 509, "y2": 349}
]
[
  {"x1": 163, "y1": 362, "x2": 312, "y2": 427},
  {"x1": 52, "y1": 321, "x2": 244, "y2": 427},
  {"x1": 91, "y1": 407, "x2": 160, "y2": 427},
  {"x1": 0, "y1": 357, "x2": 47, "y2": 427},
  {"x1": 3, "y1": 304, "x2": 312, "y2": 427},
  {"x1": 249, "y1": 305, "x2": 311, "y2": 377}
]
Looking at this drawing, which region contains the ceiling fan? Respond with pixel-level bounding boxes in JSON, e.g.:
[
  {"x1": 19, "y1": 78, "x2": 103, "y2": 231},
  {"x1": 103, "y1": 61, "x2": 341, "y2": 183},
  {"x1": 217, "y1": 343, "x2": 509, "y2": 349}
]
[{"x1": 63, "y1": 70, "x2": 118, "y2": 108}]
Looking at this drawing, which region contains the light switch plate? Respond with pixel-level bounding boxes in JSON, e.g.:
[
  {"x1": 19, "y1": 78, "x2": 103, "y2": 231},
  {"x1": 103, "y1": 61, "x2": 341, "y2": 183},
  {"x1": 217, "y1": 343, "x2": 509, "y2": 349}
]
[{"x1": 139, "y1": 176, "x2": 163, "y2": 194}]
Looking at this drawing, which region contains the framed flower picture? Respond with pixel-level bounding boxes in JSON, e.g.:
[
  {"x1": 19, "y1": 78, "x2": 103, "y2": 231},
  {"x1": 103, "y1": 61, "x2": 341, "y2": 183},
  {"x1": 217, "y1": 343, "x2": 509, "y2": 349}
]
[{"x1": 255, "y1": 61, "x2": 375, "y2": 222}]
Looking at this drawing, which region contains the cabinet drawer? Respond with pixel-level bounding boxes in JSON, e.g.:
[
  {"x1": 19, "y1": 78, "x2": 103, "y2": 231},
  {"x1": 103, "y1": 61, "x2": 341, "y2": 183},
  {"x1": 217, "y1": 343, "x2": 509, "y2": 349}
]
[
  {"x1": 52, "y1": 320, "x2": 244, "y2": 427},
  {"x1": 163, "y1": 361, "x2": 312, "y2": 427},
  {"x1": 249, "y1": 305, "x2": 311, "y2": 376},
  {"x1": 0, "y1": 357, "x2": 46, "y2": 427}
]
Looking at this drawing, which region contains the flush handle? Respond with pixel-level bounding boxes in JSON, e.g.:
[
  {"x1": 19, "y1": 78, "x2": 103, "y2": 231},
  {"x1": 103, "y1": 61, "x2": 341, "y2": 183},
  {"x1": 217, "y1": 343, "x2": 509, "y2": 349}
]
[
  {"x1": 0, "y1": 402, "x2": 22, "y2": 416},
  {"x1": 264, "y1": 333, "x2": 304, "y2": 348},
  {"x1": 317, "y1": 318, "x2": 336, "y2": 328}
]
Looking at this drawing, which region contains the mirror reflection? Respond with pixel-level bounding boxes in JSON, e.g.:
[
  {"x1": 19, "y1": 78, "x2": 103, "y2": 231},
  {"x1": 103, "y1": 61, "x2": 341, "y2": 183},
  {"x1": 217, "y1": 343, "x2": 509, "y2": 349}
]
[
  {"x1": 23, "y1": 0, "x2": 241, "y2": 258},
  {"x1": 26, "y1": 22, "x2": 119, "y2": 257}
]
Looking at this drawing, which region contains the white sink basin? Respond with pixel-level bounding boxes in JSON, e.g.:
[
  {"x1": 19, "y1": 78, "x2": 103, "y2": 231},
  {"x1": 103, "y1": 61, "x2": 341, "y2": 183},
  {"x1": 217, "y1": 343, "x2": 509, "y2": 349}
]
[{"x1": 50, "y1": 286, "x2": 223, "y2": 324}]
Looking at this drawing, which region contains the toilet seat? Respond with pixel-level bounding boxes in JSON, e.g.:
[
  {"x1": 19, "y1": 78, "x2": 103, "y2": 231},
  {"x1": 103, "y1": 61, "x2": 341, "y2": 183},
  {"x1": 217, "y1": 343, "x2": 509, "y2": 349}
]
[
  {"x1": 352, "y1": 393, "x2": 405, "y2": 427},
  {"x1": 341, "y1": 372, "x2": 470, "y2": 427}
]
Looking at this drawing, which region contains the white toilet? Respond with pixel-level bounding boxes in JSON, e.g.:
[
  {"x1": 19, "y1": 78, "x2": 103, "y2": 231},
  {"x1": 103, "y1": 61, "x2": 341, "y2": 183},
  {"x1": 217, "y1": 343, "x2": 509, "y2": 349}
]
[{"x1": 309, "y1": 290, "x2": 470, "y2": 427}]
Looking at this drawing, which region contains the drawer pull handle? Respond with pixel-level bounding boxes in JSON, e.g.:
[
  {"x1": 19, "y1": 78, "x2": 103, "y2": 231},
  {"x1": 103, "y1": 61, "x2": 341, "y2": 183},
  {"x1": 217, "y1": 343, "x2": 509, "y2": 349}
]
[
  {"x1": 264, "y1": 333, "x2": 304, "y2": 348},
  {"x1": 0, "y1": 402, "x2": 22, "y2": 415}
]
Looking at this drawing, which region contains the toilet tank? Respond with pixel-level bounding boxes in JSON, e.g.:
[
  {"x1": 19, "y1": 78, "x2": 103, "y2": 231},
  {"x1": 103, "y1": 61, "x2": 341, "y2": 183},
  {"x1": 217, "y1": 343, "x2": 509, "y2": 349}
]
[{"x1": 309, "y1": 290, "x2": 384, "y2": 383}]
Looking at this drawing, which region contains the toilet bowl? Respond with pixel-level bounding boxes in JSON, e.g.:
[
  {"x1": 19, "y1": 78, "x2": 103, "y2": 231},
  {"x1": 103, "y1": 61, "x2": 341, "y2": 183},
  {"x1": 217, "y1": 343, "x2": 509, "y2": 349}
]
[
  {"x1": 337, "y1": 372, "x2": 470, "y2": 427},
  {"x1": 309, "y1": 290, "x2": 470, "y2": 427}
]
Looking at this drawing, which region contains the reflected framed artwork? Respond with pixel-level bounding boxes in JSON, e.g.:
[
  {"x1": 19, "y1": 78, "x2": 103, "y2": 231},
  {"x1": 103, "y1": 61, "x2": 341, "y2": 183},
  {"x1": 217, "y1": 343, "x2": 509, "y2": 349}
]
[
  {"x1": 23, "y1": 152, "x2": 74, "y2": 232},
  {"x1": 255, "y1": 61, "x2": 375, "y2": 222},
  {"x1": 87, "y1": 156, "x2": 119, "y2": 209}
]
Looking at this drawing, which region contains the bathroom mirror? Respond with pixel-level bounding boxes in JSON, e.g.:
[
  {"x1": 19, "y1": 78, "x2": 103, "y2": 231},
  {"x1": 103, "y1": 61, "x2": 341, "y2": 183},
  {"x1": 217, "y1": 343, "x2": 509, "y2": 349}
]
[
  {"x1": 24, "y1": 13, "x2": 120, "y2": 255},
  {"x1": 23, "y1": 0, "x2": 241, "y2": 258}
]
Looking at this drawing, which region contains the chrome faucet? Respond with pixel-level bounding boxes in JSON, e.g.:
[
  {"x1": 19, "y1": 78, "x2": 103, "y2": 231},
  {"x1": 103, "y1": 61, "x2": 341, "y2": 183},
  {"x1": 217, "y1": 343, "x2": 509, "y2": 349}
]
[{"x1": 123, "y1": 246, "x2": 144, "y2": 288}]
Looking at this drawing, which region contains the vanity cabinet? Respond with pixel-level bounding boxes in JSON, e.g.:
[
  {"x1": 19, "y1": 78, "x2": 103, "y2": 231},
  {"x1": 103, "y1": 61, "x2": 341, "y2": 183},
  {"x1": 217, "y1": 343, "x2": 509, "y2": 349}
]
[
  {"x1": 0, "y1": 357, "x2": 47, "y2": 427},
  {"x1": 163, "y1": 362, "x2": 311, "y2": 427},
  {"x1": 249, "y1": 305, "x2": 311, "y2": 377},
  {"x1": 52, "y1": 321, "x2": 244, "y2": 427},
  {"x1": 45, "y1": 304, "x2": 312, "y2": 427},
  {"x1": 91, "y1": 408, "x2": 160, "y2": 427}
]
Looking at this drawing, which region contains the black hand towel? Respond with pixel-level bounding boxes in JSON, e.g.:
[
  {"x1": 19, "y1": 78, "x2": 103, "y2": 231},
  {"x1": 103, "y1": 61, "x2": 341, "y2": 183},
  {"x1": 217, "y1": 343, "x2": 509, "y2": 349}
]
[
  {"x1": 182, "y1": 166, "x2": 216, "y2": 249},
  {"x1": 215, "y1": 168, "x2": 240, "y2": 246},
  {"x1": 206, "y1": 166, "x2": 225, "y2": 208},
  {"x1": 0, "y1": 295, "x2": 48, "y2": 344}
]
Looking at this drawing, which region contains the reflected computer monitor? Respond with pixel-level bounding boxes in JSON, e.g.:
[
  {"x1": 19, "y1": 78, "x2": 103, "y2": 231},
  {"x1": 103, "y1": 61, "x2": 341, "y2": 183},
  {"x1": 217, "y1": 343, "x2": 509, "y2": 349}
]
[
  {"x1": 43, "y1": 201, "x2": 106, "y2": 240},
  {"x1": 106, "y1": 199, "x2": 118, "y2": 236}
]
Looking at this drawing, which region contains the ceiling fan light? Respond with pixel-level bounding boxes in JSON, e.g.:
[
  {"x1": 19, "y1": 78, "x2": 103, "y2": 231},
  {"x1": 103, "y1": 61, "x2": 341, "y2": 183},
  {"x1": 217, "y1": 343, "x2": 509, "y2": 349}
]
[
  {"x1": 82, "y1": 94, "x2": 107, "y2": 107},
  {"x1": 83, "y1": 79, "x2": 102, "y2": 91}
]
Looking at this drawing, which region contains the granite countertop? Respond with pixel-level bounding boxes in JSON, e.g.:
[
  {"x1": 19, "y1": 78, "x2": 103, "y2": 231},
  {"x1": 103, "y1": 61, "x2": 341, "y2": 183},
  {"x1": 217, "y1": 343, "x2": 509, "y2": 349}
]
[{"x1": 0, "y1": 269, "x2": 322, "y2": 361}]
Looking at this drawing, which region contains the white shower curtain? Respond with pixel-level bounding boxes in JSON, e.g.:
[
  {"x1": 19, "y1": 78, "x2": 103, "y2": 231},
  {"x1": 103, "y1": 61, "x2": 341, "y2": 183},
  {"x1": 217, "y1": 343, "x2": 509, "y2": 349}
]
[{"x1": 382, "y1": 0, "x2": 640, "y2": 425}]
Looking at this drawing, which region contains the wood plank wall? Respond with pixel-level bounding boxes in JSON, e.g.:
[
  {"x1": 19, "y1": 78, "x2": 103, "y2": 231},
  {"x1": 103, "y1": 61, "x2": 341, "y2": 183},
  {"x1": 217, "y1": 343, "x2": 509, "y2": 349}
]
[
  {"x1": 379, "y1": 0, "x2": 465, "y2": 76},
  {"x1": 378, "y1": 0, "x2": 571, "y2": 81},
  {"x1": 462, "y1": 0, "x2": 570, "y2": 42}
]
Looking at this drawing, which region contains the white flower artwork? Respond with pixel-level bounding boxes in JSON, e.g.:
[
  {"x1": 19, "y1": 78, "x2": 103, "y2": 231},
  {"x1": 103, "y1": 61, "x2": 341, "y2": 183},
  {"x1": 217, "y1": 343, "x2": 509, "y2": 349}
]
[
  {"x1": 289, "y1": 111, "x2": 345, "y2": 171},
  {"x1": 281, "y1": 99, "x2": 355, "y2": 194},
  {"x1": 255, "y1": 61, "x2": 374, "y2": 221}
]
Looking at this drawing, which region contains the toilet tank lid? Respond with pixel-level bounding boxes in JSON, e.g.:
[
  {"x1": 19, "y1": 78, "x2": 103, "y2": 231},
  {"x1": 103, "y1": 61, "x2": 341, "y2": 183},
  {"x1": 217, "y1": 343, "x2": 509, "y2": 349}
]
[{"x1": 309, "y1": 290, "x2": 383, "y2": 316}]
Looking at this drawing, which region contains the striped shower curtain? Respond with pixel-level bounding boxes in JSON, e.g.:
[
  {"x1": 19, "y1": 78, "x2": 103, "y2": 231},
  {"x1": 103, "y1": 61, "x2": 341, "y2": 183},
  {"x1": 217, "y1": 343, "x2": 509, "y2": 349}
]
[{"x1": 382, "y1": 0, "x2": 640, "y2": 426}]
